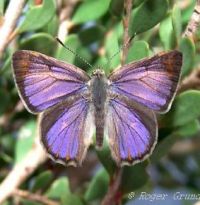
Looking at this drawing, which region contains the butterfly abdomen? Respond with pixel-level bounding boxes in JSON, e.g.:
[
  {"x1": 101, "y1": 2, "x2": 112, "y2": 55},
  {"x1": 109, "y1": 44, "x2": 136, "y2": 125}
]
[{"x1": 95, "y1": 110, "x2": 105, "y2": 147}]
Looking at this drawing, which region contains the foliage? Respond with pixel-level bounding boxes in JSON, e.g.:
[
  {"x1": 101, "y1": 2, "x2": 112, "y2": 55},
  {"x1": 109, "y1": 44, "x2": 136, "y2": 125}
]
[{"x1": 0, "y1": 0, "x2": 200, "y2": 205}]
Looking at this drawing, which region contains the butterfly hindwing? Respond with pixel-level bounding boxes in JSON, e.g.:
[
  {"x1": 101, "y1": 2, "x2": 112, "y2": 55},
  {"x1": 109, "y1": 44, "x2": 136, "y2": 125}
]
[
  {"x1": 106, "y1": 95, "x2": 157, "y2": 165},
  {"x1": 108, "y1": 51, "x2": 182, "y2": 113},
  {"x1": 12, "y1": 50, "x2": 90, "y2": 113},
  {"x1": 40, "y1": 94, "x2": 94, "y2": 166}
]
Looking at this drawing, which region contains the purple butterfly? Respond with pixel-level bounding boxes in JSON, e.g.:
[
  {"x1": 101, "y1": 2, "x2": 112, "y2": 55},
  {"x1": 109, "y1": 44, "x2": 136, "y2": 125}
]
[{"x1": 12, "y1": 50, "x2": 182, "y2": 166}]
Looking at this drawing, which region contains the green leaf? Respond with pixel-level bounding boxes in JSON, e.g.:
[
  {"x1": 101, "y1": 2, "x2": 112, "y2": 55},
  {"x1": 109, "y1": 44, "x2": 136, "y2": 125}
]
[
  {"x1": 105, "y1": 31, "x2": 120, "y2": 72},
  {"x1": 159, "y1": 15, "x2": 175, "y2": 50},
  {"x1": 62, "y1": 194, "x2": 83, "y2": 205},
  {"x1": 150, "y1": 133, "x2": 179, "y2": 163},
  {"x1": 172, "y1": 5, "x2": 182, "y2": 45},
  {"x1": 46, "y1": 177, "x2": 83, "y2": 205},
  {"x1": 134, "y1": 0, "x2": 146, "y2": 7},
  {"x1": 181, "y1": 0, "x2": 195, "y2": 24},
  {"x1": 176, "y1": 119, "x2": 200, "y2": 138},
  {"x1": 18, "y1": 0, "x2": 56, "y2": 33},
  {"x1": 164, "y1": 90, "x2": 200, "y2": 127},
  {"x1": 42, "y1": 15, "x2": 59, "y2": 37},
  {"x1": 15, "y1": 120, "x2": 36, "y2": 163},
  {"x1": 19, "y1": 33, "x2": 57, "y2": 56},
  {"x1": 0, "y1": 134, "x2": 15, "y2": 153},
  {"x1": 129, "y1": 0, "x2": 168, "y2": 36},
  {"x1": 109, "y1": 0, "x2": 124, "y2": 17},
  {"x1": 79, "y1": 25, "x2": 104, "y2": 46},
  {"x1": 31, "y1": 171, "x2": 54, "y2": 192},
  {"x1": 0, "y1": 152, "x2": 13, "y2": 164},
  {"x1": 96, "y1": 143, "x2": 117, "y2": 176},
  {"x1": 179, "y1": 37, "x2": 195, "y2": 76},
  {"x1": 84, "y1": 168, "x2": 109, "y2": 201},
  {"x1": 121, "y1": 161, "x2": 149, "y2": 194},
  {"x1": 18, "y1": 200, "x2": 41, "y2": 205},
  {"x1": 0, "y1": 88, "x2": 10, "y2": 115},
  {"x1": 2, "y1": 201, "x2": 10, "y2": 205},
  {"x1": 126, "y1": 40, "x2": 149, "y2": 63},
  {"x1": 0, "y1": 0, "x2": 5, "y2": 16},
  {"x1": 46, "y1": 177, "x2": 70, "y2": 199},
  {"x1": 72, "y1": 0, "x2": 111, "y2": 24}
]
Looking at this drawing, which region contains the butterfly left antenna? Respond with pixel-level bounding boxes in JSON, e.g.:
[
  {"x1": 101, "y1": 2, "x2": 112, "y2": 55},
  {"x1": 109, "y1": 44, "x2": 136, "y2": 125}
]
[{"x1": 56, "y1": 37, "x2": 93, "y2": 68}]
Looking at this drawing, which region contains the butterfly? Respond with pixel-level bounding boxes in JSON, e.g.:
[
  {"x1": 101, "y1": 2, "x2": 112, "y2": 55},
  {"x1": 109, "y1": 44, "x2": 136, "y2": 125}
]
[{"x1": 12, "y1": 50, "x2": 182, "y2": 166}]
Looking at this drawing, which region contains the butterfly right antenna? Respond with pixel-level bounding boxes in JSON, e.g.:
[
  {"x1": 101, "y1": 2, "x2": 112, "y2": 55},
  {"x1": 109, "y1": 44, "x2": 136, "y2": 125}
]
[
  {"x1": 105, "y1": 33, "x2": 136, "y2": 68},
  {"x1": 56, "y1": 37, "x2": 93, "y2": 69}
]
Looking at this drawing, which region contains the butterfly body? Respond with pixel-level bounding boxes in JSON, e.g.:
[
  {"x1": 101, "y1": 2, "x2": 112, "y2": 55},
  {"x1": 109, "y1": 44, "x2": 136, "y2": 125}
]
[
  {"x1": 89, "y1": 69, "x2": 109, "y2": 147},
  {"x1": 12, "y1": 50, "x2": 182, "y2": 166}
]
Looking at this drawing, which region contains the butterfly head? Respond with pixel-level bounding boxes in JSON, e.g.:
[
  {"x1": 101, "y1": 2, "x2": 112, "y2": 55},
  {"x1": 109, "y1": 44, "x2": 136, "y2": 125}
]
[{"x1": 92, "y1": 69, "x2": 105, "y2": 79}]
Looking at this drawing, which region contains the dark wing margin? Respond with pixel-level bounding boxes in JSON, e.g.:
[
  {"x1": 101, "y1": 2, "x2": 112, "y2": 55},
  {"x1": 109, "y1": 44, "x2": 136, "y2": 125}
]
[
  {"x1": 106, "y1": 96, "x2": 157, "y2": 166},
  {"x1": 40, "y1": 95, "x2": 94, "y2": 166},
  {"x1": 12, "y1": 50, "x2": 90, "y2": 113},
  {"x1": 108, "y1": 51, "x2": 182, "y2": 113}
]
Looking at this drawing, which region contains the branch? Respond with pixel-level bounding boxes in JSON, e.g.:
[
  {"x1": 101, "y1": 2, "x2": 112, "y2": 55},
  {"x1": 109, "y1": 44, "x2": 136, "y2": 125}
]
[
  {"x1": 183, "y1": 0, "x2": 200, "y2": 38},
  {"x1": 194, "y1": 201, "x2": 200, "y2": 205},
  {"x1": 13, "y1": 189, "x2": 59, "y2": 205},
  {"x1": 0, "y1": 129, "x2": 47, "y2": 204},
  {"x1": 170, "y1": 137, "x2": 200, "y2": 155},
  {"x1": 101, "y1": 168, "x2": 122, "y2": 205},
  {"x1": 57, "y1": 0, "x2": 79, "y2": 41},
  {"x1": 0, "y1": 0, "x2": 26, "y2": 58},
  {"x1": 121, "y1": 0, "x2": 133, "y2": 65},
  {"x1": 178, "y1": 66, "x2": 200, "y2": 93}
]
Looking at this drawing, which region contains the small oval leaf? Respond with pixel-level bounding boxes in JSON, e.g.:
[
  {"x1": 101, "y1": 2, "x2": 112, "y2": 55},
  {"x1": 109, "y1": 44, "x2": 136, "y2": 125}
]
[
  {"x1": 18, "y1": 0, "x2": 56, "y2": 33},
  {"x1": 164, "y1": 90, "x2": 200, "y2": 127},
  {"x1": 179, "y1": 37, "x2": 195, "y2": 76},
  {"x1": 129, "y1": 0, "x2": 168, "y2": 35},
  {"x1": 72, "y1": 0, "x2": 111, "y2": 24}
]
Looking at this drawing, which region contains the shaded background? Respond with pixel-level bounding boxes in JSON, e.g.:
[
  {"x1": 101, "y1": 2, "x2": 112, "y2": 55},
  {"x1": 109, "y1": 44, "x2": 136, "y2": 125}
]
[{"x1": 0, "y1": 0, "x2": 200, "y2": 205}]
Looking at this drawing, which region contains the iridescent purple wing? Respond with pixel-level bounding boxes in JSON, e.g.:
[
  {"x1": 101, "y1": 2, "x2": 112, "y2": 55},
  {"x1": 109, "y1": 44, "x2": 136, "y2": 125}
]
[
  {"x1": 106, "y1": 96, "x2": 157, "y2": 165},
  {"x1": 40, "y1": 95, "x2": 94, "y2": 166},
  {"x1": 12, "y1": 50, "x2": 90, "y2": 113},
  {"x1": 109, "y1": 51, "x2": 182, "y2": 112}
]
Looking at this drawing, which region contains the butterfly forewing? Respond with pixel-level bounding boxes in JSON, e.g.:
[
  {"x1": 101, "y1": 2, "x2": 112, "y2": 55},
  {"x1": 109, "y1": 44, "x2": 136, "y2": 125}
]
[
  {"x1": 12, "y1": 50, "x2": 90, "y2": 113},
  {"x1": 40, "y1": 95, "x2": 95, "y2": 166},
  {"x1": 108, "y1": 51, "x2": 182, "y2": 113},
  {"x1": 106, "y1": 95, "x2": 157, "y2": 165}
]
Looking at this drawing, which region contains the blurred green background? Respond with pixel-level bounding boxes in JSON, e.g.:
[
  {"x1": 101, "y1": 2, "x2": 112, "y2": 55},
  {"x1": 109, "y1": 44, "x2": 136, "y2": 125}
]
[{"x1": 0, "y1": 0, "x2": 200, "y2": 204}]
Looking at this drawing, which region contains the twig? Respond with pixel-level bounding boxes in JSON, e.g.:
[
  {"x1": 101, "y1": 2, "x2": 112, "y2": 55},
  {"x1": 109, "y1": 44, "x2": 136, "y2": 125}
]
[
  {"x1": 13, "y1": 189, "x2": 59, "y2": 205},
  {"x1": 0, "y1": 126, "x2": 47, "y2": 204},
  {"x1": 121, "y1": 0, "x2": 133, "y2": 65},
  {"x1": 194, "y1": 201, "x2": 200, "y2": 205},
  {"x1": 101, "y1": 168, "x2": 122, "y2": 205},
  {"x1": 178, "y1": 66, "x2": 200, "y2": 93},
  {"x1": 183, "y1": 0, "x2": 200, "y2": 38},
  {"x1": 57, "y1": 0, "x2": 79, "y2": 41},
  {"x1": 0, "y1": 0, "x2": 26, "y2": 58},
  {"x1": 170, "y1": 137, "x2": 200, "y2": 155}
]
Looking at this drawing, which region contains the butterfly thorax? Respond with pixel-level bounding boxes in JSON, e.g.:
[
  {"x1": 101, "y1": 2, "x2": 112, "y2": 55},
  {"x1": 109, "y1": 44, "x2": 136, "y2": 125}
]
[
  {"x1": 90, "y1": 69, "x2": 108, "y2": 147},
  {"x1": 91, "y1": 69, "x2": 108, "y2": 110}
]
